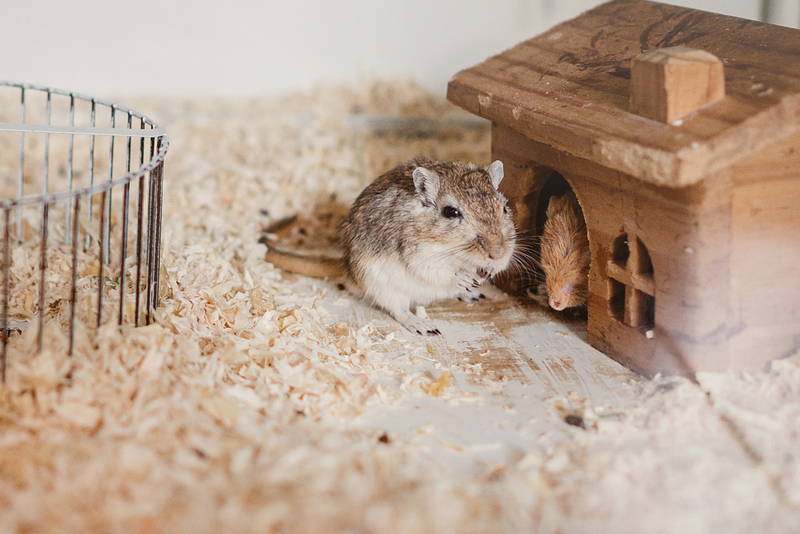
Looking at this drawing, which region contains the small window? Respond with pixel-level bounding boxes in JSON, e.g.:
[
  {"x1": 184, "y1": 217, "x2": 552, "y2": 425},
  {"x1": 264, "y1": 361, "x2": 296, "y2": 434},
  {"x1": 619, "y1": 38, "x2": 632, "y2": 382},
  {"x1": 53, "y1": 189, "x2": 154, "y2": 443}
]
[
  {"x1": 607, "y1": 233, "x2": 655, "y2": 330},
  {"x1": 611, "y1": 234, "x2": 629, "y2": 265},
  {"x1": 608, "y1": 278, "x2": 626, "y2": 322}
]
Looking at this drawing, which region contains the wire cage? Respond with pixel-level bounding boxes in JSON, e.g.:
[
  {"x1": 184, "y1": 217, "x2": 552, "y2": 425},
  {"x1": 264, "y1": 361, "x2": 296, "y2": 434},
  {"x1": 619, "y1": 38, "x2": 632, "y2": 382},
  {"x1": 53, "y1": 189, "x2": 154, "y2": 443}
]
[{"x1": 0, "y1": 81, "x2": 169, "y2": 382}]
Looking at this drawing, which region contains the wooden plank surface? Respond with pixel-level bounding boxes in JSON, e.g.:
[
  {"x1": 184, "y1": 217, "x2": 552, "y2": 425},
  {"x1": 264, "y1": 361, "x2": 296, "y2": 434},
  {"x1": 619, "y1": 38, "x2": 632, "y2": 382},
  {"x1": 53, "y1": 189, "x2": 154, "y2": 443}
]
[
  {"x1": 447, "y1": 0, "x2": 800, "y2": 187},
  {"x1": 305, "y1": 278, "x2": 642, "y2": 469}
]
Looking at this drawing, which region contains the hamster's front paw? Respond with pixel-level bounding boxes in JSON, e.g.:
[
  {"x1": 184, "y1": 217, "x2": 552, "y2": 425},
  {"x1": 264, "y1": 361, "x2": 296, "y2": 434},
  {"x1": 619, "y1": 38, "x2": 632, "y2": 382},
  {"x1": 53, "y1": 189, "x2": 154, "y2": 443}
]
[
  {"x1": 457, "y1": 288, "x2": 486, "y2": 303},
  {"x1": 477, "y1": 267, "x2": 494, "y2": 280},
  {"x1": 457, "y1": 271, "x2": 481, "y2": 291}
]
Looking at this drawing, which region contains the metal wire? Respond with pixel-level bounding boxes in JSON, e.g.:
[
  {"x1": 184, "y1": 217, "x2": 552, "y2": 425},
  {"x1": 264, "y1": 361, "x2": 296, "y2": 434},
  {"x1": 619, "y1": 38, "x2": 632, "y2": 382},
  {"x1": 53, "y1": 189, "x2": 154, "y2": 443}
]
[
  {"x1": 0, "y1": 80, "x2": 169, "y2": 382},
  {"x1": 119, "y1": 112, "x2": 133, "y2": 326},
  {"x1": 68, "y1": 196, "x2": 80, "y2": 357},
  {"x1": 145, "y1": 135, "x2": 157, "y2": 325},
  {"x1": 88, "y1": 99, "x2": 96, "y2": 251},
  {"x1": 97, "y1": 190, "x2": 107, "y2": 328},
  {"x1": 135, "y1": 123, "x2": 146, "y2": 328},
  {"x1": 66, "y1": 94, "x2": 75, "y2": 247},
  {"x1": 2, "y1": 208, "x2": 9, "y2": 382},
  {"x1": 16, "y1": 88, "x2": 25, "y2": 244},
  {"x1": 37, "y1": 201, "x2": 49, "y2": 352}
]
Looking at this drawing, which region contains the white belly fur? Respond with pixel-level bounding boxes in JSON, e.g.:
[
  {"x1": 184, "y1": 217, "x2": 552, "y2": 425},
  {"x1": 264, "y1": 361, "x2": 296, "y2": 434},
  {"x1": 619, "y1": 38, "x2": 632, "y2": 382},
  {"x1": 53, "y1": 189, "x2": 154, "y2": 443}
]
[{"x1": 360, "y1": 255, "x2": 462, "y2": 314}]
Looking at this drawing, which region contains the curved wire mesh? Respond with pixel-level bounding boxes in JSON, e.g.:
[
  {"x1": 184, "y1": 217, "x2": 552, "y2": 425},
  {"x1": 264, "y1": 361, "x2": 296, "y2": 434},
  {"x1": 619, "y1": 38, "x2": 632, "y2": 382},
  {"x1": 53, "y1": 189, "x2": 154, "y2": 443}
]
[{"x1": 0, "y1": 81, "x2": 169, "y2": 382}]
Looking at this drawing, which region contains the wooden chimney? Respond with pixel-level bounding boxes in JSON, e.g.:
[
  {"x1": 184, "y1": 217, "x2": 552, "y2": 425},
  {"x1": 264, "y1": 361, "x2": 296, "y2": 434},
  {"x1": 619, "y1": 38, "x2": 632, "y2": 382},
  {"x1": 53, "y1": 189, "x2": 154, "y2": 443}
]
[{"x1": 630, "y1": 46, "x2": 726, "y2": 123}]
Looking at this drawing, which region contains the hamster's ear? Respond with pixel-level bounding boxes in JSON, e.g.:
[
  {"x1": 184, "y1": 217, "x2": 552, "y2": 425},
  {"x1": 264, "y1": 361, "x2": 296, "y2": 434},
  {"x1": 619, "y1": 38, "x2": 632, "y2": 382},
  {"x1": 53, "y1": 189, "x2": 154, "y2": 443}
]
[
  {"x1": 486, "y1": 160, "x2": 504, "y2": 190},
  {"x1": 412, "y1": 167, "x2": 439, "y2": 206}
]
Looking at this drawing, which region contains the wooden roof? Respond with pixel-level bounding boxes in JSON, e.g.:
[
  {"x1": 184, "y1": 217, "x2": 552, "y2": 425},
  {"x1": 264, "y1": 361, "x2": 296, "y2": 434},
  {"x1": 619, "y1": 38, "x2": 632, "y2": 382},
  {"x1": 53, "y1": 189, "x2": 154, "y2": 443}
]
[{"x1": 447, "y1": 0, "x2": 800, "y2": 187}]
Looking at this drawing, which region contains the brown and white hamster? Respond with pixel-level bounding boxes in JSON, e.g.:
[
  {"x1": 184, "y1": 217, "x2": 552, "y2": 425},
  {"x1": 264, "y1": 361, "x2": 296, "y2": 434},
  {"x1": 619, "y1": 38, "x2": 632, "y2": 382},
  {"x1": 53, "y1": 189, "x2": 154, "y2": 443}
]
[
  {"x1": 539, "y1": 190, "x2": 590, "y2": 311},
  {"x1": 340, "y1": 157, "x2": 516, "y2": 335}
]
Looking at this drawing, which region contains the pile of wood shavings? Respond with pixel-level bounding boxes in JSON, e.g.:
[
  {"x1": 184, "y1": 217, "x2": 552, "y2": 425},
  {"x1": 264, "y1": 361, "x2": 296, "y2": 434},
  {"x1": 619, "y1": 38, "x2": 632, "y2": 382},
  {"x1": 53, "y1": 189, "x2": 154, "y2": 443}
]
[
  {"x1": 1, "y1": 80, "x2": 799, "y2": 533},
  {"x1": 0, "y1": 80, "x2": 519, "y2": 532}
]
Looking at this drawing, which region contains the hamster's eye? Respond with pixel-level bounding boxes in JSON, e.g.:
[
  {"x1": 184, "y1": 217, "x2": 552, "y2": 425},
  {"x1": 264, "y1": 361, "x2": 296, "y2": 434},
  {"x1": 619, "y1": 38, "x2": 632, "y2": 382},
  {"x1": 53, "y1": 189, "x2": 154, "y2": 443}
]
[{"x1": 442, "y1": 206, "x2": 461, "y2": 219}]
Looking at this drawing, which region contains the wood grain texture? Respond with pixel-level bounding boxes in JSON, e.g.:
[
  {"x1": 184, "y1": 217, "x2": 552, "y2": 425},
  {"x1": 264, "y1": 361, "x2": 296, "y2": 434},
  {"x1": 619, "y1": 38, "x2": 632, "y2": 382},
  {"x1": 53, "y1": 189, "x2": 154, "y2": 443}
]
[{"x1": 447, "y1": 0, "x2": 800, "y2": 187}]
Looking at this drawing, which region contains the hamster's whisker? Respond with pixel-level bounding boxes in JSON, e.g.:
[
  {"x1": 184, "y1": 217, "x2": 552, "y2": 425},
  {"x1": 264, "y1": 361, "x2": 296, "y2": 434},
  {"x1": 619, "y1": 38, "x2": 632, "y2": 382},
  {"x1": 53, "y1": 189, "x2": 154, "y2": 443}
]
[
  {"x1": 511, "y1": 242, "x2": 540, "y2": 264},
  {"x1": 420, "y1": 246, "x2": 472, "y2": 267},
  {"x1": 513, "y1": 249, "x2": 540, "y2": 269},
  {"x1": 514, "y1": 236, "x2": 543, "y2": 247},
  {"x1": 454, "y1": 242, "x2": 481, "y2": 258},
  {"x1": 513, "y1": 228, "x2": 540, "y2": 239},
  {"x1": 505, "y1": 254, "x2": 541, "y2": 283},
  {"x1": 504, "y1": 240, "x2": 541, "y2": 274}
]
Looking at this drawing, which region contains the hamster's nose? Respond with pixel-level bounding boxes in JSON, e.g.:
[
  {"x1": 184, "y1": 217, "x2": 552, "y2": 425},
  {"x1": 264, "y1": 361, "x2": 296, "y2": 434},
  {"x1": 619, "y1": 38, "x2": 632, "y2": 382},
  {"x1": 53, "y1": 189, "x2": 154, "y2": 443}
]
[
  {"x1": 478, "y1": 233, "x2": 505, "y2": 259},
  {"x1": 550, "y1": 296, "x2": 566, "y2": 311},
  {"x1": 488, "y1": 243, "x2": 506, "y2": 260}
]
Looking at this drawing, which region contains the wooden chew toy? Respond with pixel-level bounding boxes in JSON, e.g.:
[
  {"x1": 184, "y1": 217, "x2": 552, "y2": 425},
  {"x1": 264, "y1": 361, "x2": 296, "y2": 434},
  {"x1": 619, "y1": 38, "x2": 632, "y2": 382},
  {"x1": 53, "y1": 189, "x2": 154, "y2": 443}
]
[
  {"x1": 447, "y1": 0, "x2": 800, "y2": 377},
  {"x1": 261, "y1": 198, "x2": 348, "y2": 280}
]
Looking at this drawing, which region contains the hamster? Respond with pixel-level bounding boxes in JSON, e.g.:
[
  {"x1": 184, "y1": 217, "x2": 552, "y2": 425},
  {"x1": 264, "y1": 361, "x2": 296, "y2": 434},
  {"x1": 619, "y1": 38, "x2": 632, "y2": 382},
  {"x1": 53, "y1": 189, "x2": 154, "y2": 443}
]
[
  {"x1": 539, "y1": 190, "x2": 590, "y2": 311},
  {"x1": 340, "y1": 157, "x2": 516, "y2": 335}
]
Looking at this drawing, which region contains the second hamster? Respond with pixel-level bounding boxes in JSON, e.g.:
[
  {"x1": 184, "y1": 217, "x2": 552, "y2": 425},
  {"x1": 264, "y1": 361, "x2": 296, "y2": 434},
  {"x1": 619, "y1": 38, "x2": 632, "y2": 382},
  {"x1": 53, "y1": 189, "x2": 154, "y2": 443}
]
[
  {"x1": 539, "y1": 190, "x2": 591, "y2": 311},
  {"x1": 340, "y1": 157, "x2": 517, "y2": 335}
]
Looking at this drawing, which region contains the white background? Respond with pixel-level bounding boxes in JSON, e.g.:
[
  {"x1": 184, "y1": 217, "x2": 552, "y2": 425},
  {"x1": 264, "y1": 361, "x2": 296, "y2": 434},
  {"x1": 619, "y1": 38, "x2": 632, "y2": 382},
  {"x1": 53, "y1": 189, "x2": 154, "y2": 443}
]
[{"x1": 1, "y1": 0, "x2": 797, "y2": 97}]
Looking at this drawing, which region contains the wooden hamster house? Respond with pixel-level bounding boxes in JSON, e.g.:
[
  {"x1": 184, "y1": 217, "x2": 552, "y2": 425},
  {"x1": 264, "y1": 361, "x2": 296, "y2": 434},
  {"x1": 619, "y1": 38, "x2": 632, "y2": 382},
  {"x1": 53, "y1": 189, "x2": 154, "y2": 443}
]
[{"x1": 447, "y1": 0, "x2": 800, "y2": 376}]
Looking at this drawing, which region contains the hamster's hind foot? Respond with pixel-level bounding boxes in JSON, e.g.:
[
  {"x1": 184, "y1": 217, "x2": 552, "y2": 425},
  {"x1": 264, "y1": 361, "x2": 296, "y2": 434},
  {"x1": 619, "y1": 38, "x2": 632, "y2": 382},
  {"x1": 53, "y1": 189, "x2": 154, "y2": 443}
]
[{"x1": 392, "y1": 311, "x2": 441, "y2": 336}]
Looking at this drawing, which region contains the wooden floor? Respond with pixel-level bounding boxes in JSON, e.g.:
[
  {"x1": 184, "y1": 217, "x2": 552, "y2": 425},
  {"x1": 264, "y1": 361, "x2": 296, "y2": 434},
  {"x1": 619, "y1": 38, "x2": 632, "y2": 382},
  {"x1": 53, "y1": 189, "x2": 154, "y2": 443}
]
[{"x1": 310, "y1": 280, "x2": 643, "y2": 474}]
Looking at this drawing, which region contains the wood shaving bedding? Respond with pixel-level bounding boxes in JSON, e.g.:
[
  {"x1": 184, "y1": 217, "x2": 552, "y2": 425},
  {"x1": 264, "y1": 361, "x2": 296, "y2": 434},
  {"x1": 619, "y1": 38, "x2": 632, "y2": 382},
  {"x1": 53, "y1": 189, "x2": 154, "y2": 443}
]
[{"x1": 0, "y1": 80, "x2": 798, "y2": 532}]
